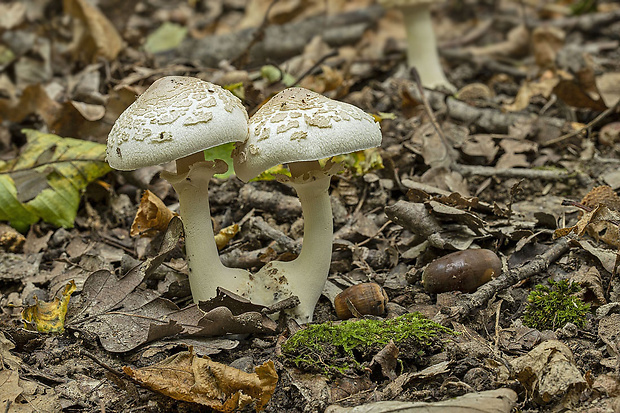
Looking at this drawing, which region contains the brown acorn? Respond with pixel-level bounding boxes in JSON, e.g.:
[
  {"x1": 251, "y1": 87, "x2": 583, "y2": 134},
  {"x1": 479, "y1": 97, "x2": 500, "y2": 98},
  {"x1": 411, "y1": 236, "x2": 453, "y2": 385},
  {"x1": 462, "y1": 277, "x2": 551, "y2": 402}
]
[
  {"x1": 334, "y1": 282, "x2": 389, "y2": 320},
  {"x1": 422, "y1": 249, "x2": 501, "y2": 294}
]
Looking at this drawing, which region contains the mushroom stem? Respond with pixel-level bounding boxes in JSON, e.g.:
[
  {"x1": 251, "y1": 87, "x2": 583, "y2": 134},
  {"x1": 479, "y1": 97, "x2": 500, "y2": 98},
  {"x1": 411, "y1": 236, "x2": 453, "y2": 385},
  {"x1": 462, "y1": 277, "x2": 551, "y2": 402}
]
[
  {"x1": 401, "y1": 4, "x2": 455, "y2": 92},
  {"x1": 253, "y1": 165, "x2": 333, "y2": 322},
  {"x1": 161, "y1": 160, "x2": 249, "y2": 302}
]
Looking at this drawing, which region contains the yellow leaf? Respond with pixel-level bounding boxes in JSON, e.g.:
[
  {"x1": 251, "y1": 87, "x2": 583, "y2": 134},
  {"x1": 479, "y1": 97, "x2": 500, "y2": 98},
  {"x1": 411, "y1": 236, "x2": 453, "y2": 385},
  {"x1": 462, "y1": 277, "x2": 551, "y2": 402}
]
[
  {"x1": 22, "y1": 280, "x2": 77, "y2": 333},
  {"x1": 215, "y1": 223, "x2": 239, "y2": 250}
]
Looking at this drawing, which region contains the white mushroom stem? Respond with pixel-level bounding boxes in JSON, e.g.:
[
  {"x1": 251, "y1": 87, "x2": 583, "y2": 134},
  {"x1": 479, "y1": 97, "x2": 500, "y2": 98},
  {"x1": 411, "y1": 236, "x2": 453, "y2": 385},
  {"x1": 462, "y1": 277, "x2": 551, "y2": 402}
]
[
  {"x1": 401, "y1": 4, "x2": 455, "y2": 92},
  {"x1": 253, "y1": 160, "x2": 334, "y2": 323},
  {"x1": 161, "y1": 159, "x2": 249, "y2": 302}
]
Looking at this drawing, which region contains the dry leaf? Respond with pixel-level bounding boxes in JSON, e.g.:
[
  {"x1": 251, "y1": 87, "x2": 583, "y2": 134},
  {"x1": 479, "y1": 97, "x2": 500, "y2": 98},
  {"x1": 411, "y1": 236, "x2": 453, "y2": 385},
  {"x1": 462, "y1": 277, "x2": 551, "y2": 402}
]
[
  {"x1": 63, "y1": 0, "x2": 124, "y2": 62},
  {"x1": 511, "y1": 340, "x2": 586, "y2": 404},
  {"x1": 215, "y1": 224, "x2": 239, "y2": 250},
  {"x1": 130, "y1": 190, "x2": 176, "y2": 237},
  {"x1": 123, "y1": 349, "x2": 278, "y2": 412},
  {"x1": 555, "y1": 204, "x2": 620, "y2": 248},
  {"x1": 325, "y1": 388, "x2": 517, "y2": 412},
  {"x1": 22, "y1": 280, "x2": 76, "y2": 333},
  {"x1": 596, "y1": 72, "x2": 620, "y2": 107}
]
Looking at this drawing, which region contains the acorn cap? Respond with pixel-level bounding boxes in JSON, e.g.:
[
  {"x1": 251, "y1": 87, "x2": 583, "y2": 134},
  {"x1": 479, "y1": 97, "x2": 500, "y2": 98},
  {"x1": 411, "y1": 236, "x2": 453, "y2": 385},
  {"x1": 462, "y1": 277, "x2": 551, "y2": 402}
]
[
  {"x1": 106, "y1": 76, "x2": 248, "y2": 171},
  {"x1": 232, "y1": 87, "x2": 382, "y2": 182}
]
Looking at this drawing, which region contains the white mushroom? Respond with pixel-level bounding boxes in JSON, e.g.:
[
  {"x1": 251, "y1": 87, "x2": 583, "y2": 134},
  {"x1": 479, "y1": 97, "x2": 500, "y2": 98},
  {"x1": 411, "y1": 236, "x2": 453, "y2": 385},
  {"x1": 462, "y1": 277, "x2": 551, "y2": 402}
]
[
  {"x1": 232, "y1": 87, "x2": 382, "y2": 323},
  {"x1": 379, "y1": 0, "x2": 455, "y2": 92},
  {"x1": 106, "y1": 76, "x2": 251, "y2": 303}
]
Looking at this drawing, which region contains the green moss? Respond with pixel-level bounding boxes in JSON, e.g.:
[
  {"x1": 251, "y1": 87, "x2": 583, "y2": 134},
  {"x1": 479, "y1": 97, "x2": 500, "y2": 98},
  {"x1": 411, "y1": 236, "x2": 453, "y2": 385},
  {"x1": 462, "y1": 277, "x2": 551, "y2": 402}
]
[
  {"x1": 523, "y1": 279, "x2": 590, "y2": 330},
  {"x1": 281, "y1": 313, "x2": 454, "y2": 376}
]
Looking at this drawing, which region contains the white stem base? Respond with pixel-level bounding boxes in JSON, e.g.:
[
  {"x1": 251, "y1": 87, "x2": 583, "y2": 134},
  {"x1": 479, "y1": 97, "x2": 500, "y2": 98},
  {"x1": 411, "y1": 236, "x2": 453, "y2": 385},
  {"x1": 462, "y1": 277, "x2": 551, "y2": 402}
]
[
  {"x1": 252, "y1": 170, "x2": 333, "y2": 323},
  {"x1": 161, "y1": 160, "x2": 252, "y2": 302}
]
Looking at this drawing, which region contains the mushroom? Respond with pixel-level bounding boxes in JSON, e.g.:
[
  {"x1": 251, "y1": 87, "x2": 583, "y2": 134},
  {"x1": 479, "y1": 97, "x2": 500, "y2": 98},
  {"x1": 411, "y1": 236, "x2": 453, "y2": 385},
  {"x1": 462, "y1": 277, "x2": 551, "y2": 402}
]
[
  {"x1": 232, "y1": 87, "x2": 382, "y2": 323},
  {"x1": 106, "y1": 76, "x2": 252, "y2": 303},
  {"x1": 379, "y1": 0, "x2": 455, "y2": 92}
]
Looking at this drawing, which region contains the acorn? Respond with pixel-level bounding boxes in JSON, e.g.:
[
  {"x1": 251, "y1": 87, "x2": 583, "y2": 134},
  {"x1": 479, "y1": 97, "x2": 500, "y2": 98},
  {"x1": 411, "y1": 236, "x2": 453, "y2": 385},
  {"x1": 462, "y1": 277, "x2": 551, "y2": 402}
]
[
  {"x1": 422, "y1": 249, "x2": 501, "y2": 294},
  {"x1": 334, "y1": 282, "x2": 389, "y2": 320}
]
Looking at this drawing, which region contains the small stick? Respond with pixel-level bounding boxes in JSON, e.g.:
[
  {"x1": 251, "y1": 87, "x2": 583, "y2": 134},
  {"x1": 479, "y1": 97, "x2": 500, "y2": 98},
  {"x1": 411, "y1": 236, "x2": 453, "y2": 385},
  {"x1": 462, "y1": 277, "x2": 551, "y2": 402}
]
[
  {"x1": 445, "y1": 236, "x2": 571, "y2": 321},
  {"x1": 543, "y1": 99, "x2": 620, "y2": 147}
]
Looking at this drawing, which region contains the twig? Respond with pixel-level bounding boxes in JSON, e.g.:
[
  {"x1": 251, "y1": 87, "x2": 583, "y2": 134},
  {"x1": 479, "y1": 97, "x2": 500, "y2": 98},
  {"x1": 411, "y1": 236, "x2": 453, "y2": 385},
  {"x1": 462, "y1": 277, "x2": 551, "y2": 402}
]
[
  {"x1": 542, "y1": 99, "x2": 620, "y2": 147},
  {"x1": 250, "y1": 216, "x2": 301, "y2": 254},
  {"x1": 446, "y1": 236, "x2": 571, "y2": 321},
  {"x1": 453, "y1": 164, "x2": 580, "y2": 181}
]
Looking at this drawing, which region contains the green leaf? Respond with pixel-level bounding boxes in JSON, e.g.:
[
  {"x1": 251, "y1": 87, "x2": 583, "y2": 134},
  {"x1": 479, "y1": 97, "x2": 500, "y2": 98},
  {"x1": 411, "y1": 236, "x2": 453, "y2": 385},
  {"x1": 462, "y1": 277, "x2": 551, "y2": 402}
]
[
  {"x1": 0, "y1": 129, "x2": 111, "y2": 232},
  {"x1": 203, "y1": 142, "x2": 235, "y2": 179},
  {"x1": 144, "y1": 22, "x2": 188, "y2": 54}
]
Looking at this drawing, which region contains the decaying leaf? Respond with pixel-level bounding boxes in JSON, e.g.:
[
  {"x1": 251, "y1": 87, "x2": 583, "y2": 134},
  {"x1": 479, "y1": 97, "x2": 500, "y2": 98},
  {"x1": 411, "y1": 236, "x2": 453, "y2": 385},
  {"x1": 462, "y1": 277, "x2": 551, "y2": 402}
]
[
  {"x1": 0, "y1": 129, "x2": 111, "y2": 232},
  {"x1": 130, "y1": 190, "x2": 176, "y2": 237},
  {"x1": 511, "y1": 340, "x2": 586, "y2": 404},
  {"x1": 70, "y1": 218, "x2": 276, "y2": 352},
  {"x1": 63, "y1": 0, "x2": 124, "y2": 62},
  {"x1": 22, "y1": 280, "x2": 76, "y2": 333},
  {"x1": 123, "y1": 349, "x2": 278, "y2": 412},
  {"x1": 215, "y1": 223, "x2": 239, "y2": 250},
  {"x1": 554, "y1": 204, "x2": 620, "y2": 248}
]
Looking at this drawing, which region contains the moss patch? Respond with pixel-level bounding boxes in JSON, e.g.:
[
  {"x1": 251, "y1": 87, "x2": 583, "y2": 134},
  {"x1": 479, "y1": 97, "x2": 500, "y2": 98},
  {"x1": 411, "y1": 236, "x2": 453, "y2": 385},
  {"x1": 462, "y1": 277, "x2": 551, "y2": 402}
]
[
  {"x1": 523, "y1": 279, "x2": 590, "y2": 330},
  {"x1": 282, "y1": 313, "x2": 455, "y2": 376}
]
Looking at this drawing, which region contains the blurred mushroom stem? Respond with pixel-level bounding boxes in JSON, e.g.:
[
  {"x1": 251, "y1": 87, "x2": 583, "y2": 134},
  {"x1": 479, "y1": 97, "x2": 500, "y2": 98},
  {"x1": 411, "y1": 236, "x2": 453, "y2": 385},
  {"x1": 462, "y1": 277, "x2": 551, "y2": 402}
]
[
  {"x1": 161, "y1": 160, "x2": 250, "y2": 302},
  {"x1": 402, "y1": 5, "x2": 455, "y2": 92}
]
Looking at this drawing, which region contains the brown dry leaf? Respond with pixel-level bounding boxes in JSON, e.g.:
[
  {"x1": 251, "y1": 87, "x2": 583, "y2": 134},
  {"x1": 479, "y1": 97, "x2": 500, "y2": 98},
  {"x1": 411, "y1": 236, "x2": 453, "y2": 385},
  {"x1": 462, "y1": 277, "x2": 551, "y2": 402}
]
[
  {"x1": 511, "y1": 340, "x2": 586, "y2": 404},
  {"x1": 571, "y1": 265, "x2": 606, "y2": 307},
  {"x1": 555, "y1": 204, "x2": 620, "y2": 248},
  {"x1": 0, "y1": 2, "x2": 26, "y2": 30},
  {"x1": 130, "y1": 190, "x2": 176, "y2": 237},
  {"x1": 123, "y1": 349, "x2": 278, "y2": 412},
  {"x1": 596, "y1": 72, "x2": 620, "y2": 107},
  {"x1": 531, "y1": 26, "x2": 565, "y2": 70},
  {"x1": 581, "y1": 186, "x2": 620, "y2": 211},
  {"x1": 553, "y1": 77, "x2": 607, "y2": 111},
  {"x1": 63, "y1": 0, "x2": 124, "y2": 62},
  {"x1": 461, "y1": 134, "x2": 498, "y2": 163},
  {"x1": 504, "y1": 76, "x2": 558, "y2": 112},
  {"x1": 0, "y1": 83, "x2": 62, "y2": 126},
  {"x1": 468, "y1": 24, "x2": 530, "y2": 58}
]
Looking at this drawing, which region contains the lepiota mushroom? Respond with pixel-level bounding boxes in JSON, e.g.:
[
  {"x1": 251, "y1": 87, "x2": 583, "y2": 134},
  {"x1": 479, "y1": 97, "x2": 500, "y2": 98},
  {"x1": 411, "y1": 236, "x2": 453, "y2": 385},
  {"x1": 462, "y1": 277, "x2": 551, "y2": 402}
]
[
  {"x1": 379, "y1": 0, "x2": 455, "y2": 92},
  {"x1": 106, "y1": 76, "x2": 252, "y2": 303},
  {"x1": 232, "y1": 87, "x2": 382, "y2": 322}
]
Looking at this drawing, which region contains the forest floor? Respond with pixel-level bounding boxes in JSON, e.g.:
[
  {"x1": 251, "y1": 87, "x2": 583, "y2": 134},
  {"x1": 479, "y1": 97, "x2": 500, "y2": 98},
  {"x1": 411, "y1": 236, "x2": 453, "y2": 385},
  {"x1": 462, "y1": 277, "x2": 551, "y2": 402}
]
[{"x1": 1, "y1": 0, "x2": 620, "y2": 412}]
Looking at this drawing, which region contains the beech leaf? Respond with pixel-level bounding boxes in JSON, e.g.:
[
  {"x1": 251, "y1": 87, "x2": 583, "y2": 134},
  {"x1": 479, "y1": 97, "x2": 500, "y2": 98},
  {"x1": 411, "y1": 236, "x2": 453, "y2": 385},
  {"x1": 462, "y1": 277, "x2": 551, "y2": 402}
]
[{"x1": 0, "y1": 129, "x2": 110, "y2": 232}]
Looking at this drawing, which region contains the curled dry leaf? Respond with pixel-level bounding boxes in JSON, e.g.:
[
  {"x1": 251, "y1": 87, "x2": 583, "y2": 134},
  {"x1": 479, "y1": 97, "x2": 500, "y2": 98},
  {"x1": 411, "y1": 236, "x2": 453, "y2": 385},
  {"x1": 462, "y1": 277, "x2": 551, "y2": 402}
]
[
  {"x1": 511, "y1": 340, "x2": 586, "y2": 404},
  {"x1": 22, "y1": 280, "x2": 76, "y2": 333},
  {"x1": 215, "y1": 223, "x2": 240, "y2": 250},
  {"x1": 130, "y1": 190, "x2": 177, "y2": 237},
  {"x1": 555, "y1": 204, "x2": 620, "y2": 248},
  {"x1": 123, "y1": 349, "x2": 278, "y2": 412},
  {"x1": 63, "y1": 0, "x2": 124, "y2": 62}
]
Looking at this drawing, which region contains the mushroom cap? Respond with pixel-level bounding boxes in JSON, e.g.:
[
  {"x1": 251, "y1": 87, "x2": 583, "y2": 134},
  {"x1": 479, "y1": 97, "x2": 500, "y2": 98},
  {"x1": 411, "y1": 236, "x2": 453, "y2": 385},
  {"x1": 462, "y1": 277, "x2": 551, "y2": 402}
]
[
  {"x1": 233, "y1": 87, "x2": 382, "y2": 182},
  {"x1": 106, "y1": 76, "x2": 248, "y2": 171}
]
